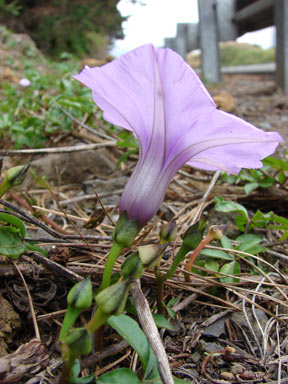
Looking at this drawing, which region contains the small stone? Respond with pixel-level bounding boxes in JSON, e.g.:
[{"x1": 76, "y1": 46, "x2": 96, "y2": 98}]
[
  {"x1": 230, "y1": 362, "x2": 245, "y2": 375},
  {"x1": 213, "y1": 92, "x2": 236, "y2": 113},
  {"x1": 189, "y1": 352, "x2": 201, "y2": 363},
  {"x1": 220, "y1": 371, "x2": 235, "y2": 380}
]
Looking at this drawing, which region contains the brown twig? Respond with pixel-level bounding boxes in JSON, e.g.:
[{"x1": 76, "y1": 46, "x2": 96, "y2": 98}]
[
  {"x1": 131, "y1": 279, "x2": 174, "y2": 384},
  {"x1": 9, "y1": 191, "x2": 73, "y2": 235},
  {"x1": 93, "y1": 188, "x2": 115, "y2": 226},
  {"x1": 0, "y1": 142, "x2": 115, "y2": 156},
  {"x1": 28, "y1": 251, "x2": 83, "y2": 282},
  {"x1": 12, "y1": 261, "x2": 41, "y2": 340}
]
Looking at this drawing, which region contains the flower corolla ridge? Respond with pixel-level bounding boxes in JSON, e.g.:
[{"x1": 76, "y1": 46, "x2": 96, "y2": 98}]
[{"x1": 73, "y1": 44, "x2": 283, "y2": 227}]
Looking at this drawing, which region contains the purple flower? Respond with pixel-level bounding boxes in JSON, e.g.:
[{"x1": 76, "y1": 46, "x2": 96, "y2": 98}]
[{"x1": 73, "y1": 44, "x2": 282, "y2": 226}]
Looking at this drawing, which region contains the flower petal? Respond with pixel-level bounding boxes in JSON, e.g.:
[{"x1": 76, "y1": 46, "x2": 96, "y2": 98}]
[
  {"x1": 166, "y1": 109, "x2": 283, "y2": 174},
  {"x1": 153, "y1": 47, "x2": 217, "y2": 163},
  {"x1": 73, "y1": 44, "x2": 219, "y2": 159},
  {"x1": 73, "y1": 44, "x2": 162, "y2": 155}
]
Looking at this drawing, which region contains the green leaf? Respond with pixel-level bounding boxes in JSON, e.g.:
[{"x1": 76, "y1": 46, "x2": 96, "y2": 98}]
[
  {"x1": 0, "y1": 212, "x2": 26, "y2": 238},
  {"x1": 220, "y1": 261, "x2": 240, "y2": 283},
  {"x1": 204, "y1": 259, "x2": 219, "y2": 272},
  {"x1": 97, "y1": 368, "x2": 141, "y2": 384},
  {"x1": 251, "y1": 210, "x2": 269, "y2": 227},
  {"x1": 74, "y1": 376, "x2": 96, "y2": 384},
  {"x1": 220, "y1": 236, "x2": 234, "y2": 250},
  {"x1": 165, "y1": 297, "x2": 178, "y2": 319},
  {"x1": 191, "y1": 260, "x2": 206, "y2": 276},
  {"x1": 0, "y1": 227, "x2": 27, "y2": 258},
  {"x1": 263, "y1": 156, "x2": 288, "y2": 171},
  {"x1": 108, "y1": 314, "x2": 159, "y2": 380},
  {"x1": 258, "y1": 176, "x2": 275, "y2": 188},
  {"x1": 239, "y1": 172, "x2": 256, "y2": 182},
  {"x1": 25, "y1": 244, "x2": 48, "y2": 257},
  {"x1": 236, "y1": 234, "x2": 266, "y2": 254},
  {"x1": 71, "y1": 358, "x2": 81, "y2": 378},
  {"x1": 234, "y1": 215, "x2": 248, "y2": 232},
  {"x1": 277, "y1": 171, "x2": 286, "y2": 184},
  {"x1": 214, "y1": 197, "x2": 248, "y2": 219},
  {"x1": 70, "y1": 359, "x2": 94, "y2": 384},
  {"x1": 244, "y1": 182, "x2": 259, "y2": 194},
  {"x1": 173, "y1": 377, "x2": 190, "y2": 383},
  {"x1": 200, "y1": 248, "x2": 234, "y2": 260},
  {"x1": 221, "y1": 173, "x2": 237, "y2": 184},
  {"x1": 251, "y1": 211, "x2": 288, "y2": 239},
  {"x1": 116, "y1": 149, "x2": 138, "y2": 166},
  {"x1": 152, "y1": 313, "x2": 175, "y2": 331}
]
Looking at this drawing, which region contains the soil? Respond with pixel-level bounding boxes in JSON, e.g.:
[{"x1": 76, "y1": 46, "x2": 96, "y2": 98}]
[{"x1": 0, "y1": 72, "x2": 288, "y2": 383}]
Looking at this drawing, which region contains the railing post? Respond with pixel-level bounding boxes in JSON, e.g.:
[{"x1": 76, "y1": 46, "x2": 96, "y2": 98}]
[
  {"x1": 175, "y1": 23, "x2": 188, "y2": 59},
  {"x1": 275, "y1": 0, "x2": 288, "y2": 94},
  {"x1": 198, "y1": 0, "x2": 221, "y2": 83}
]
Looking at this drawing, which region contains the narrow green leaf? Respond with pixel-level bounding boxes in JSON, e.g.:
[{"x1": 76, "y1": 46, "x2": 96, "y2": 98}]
[
  {"x1": 0, "y1": 212, "x2": 26, "y2": 238},
  {"x1": 97, "y1": 368, "x2": 141, "y2": 384},
  {"x1": 108, "y1": 314, "x2": 159, "y2": 379},
  {"x1": 152, "y1": 313, "x2": 175, "y2": 331},
  {"x1": 200, "y1": 248, "x2": 234, "y2": 260}
]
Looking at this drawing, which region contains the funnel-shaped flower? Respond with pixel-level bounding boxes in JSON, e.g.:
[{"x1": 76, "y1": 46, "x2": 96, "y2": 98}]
[{"x1": 73, "y1": 44, "x2": 282, "y2": 226}]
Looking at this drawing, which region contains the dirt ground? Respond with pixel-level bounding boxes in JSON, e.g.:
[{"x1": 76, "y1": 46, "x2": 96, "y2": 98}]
[{"x1": 0, "y1": 72, "x2": 288, "y2": 384}]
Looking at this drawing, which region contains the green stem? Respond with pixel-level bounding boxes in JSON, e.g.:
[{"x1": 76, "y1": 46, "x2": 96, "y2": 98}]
[
  {"x1": 155, "y1": 267, "x2": 165, "y2": 314},
  {"x1": 0, "y1": 181, "x2": 9, "y2": 198},
  {"x1": 165, "y1": 244, "x2": 190, "y2": 281},
  {"x1": 86, "y1": 307, "x2": 110, "y2": 333},
  {"x1": 59, "y1": 360, "x2": 71, "y2": 384},
  {"x1": 59, "y1": 307, "x2": 81, "y2": 342},
  {"x1": 99, "y1": 241, "x2": 124, "y2": 291},
  {"x1": 59, "y1": 343, "x2": 72, "y2": 384}
]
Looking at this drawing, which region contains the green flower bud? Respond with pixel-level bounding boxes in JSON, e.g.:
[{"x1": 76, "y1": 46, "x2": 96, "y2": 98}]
[
  {"x1": 121, "y1": 252, "x2": 143, "y2": 279},
  {"x1": 67, "y1": 278, "x2": 93, "y2": 311},
  {"x1": 65, "y1": 327, "x2": 92, "y2": 357},
  {"x1": 96, "y1": 280, "x2": 130, "y2": 315},
  {"x1": 5, "y1": 164, "x2": 30, "y2": 187},
  {"x1": 113, "y1": 211, "x2": 139, "y2": 247},
  {"x1": 0, "y1": 164, "x2": 30, "y2": 197},
  {"x1": 207, "y1": 225, "x2": 226, "y2": 241},
  {"x1": 160, "y1": 220, "x2": 177, "y2": 244},
  {"x1": 182, "y1": 220, "x2": 206, "y2": 250},
  {"x1": 137, "y1": 244, "x2": 167, "y2": 270}
]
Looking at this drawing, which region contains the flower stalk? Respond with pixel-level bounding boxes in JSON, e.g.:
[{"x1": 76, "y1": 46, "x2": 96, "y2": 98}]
[
  {"x1": 184, "y1": 225, "x2": 225, "y2": 282},
  {"x1": 99, "y1": 240, "x2": 125, "y2": 292}
]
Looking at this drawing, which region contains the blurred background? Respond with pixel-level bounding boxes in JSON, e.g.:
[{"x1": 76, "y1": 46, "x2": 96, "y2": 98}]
[
  {"x1": 0, "y1": 0, "x2": 275, "y2": 61},
  {"x1": 1, "y1": 0, "x2": 284, "y2": 151}
]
